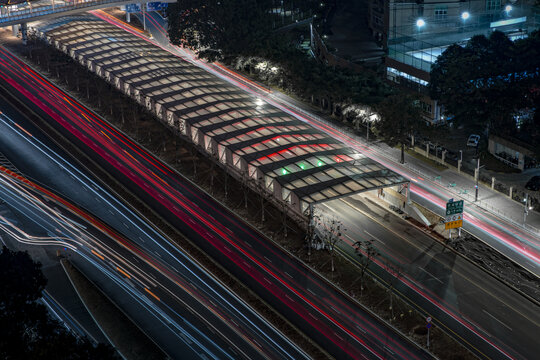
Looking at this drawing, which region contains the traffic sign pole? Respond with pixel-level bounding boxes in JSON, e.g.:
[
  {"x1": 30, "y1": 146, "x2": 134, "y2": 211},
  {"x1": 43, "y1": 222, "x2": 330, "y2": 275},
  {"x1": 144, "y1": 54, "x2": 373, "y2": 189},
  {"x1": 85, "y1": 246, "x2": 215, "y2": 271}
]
[
  {"x1": 445, "y1": 199, "x2": 464, "y2": 232},
  {"x1": 426, "y1": 316, "x2": 432, "y2": 349}
]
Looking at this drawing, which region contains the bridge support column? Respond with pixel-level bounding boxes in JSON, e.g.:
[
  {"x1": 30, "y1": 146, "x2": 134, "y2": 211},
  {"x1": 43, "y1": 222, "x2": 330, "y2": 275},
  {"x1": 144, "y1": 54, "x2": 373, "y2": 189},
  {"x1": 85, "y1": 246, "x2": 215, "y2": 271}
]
[
  {"x1": 21, "y1": 23, "x2": 28, "y2": 45},
  {"x1": 126, "y1": 12, "x2": 131, "y2": 23},
  {"x1": 12, "y1": 24, "x2": 19, "y2": 37}
]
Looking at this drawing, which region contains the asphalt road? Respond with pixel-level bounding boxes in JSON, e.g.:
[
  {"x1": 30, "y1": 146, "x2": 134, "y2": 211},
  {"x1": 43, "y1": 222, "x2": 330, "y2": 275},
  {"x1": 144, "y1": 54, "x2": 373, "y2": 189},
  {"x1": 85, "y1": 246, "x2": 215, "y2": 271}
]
[
  {"x1": 0, "y1": 43, "x2": 431, "y2": 359},
  {"x1": 0, "y1": 97, "x2": 309, "y2": 359},
  {"x1": 318, "y1": 196, "x2": 540, "y2": 360},
  {"x1": 117, "y1": 9, "x2": 540, "y2": 277}
]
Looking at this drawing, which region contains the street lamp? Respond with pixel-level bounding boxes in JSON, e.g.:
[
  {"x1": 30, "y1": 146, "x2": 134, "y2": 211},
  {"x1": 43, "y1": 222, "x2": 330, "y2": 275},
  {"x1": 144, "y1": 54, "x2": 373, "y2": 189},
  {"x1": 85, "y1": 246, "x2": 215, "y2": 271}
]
[
  {"x1": 416, "y1": 19, "x2": 426, "y2": 29},
  {"x1": 365, "y1": 112, "x2": 378, "y2": 142},
  {"x1": 505, "y1": 5, "x2": 512, "y2": 14},
  {"x1": 474, "y1": 158, "x2": 485, "y2": 202},
  {"x1": 461, "y1": 11, "x2": 470, "y2": 20},
  {"x1": 523, "y1": 193, "x2": 532, "y2": 223}
]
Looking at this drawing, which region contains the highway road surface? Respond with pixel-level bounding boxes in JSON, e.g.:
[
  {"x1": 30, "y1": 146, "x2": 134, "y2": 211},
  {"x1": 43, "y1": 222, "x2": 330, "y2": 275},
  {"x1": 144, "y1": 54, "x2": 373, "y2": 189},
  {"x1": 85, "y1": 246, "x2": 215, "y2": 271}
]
[
  {"x1": 318, "y1": 197, "x2": 539, "y2": 360},
  {"x1": 0, "y1": 103, "x2": 310, "y2": 360},
  {"x1": 0, "y1": 43, "x2": 431, "y2": 359}
]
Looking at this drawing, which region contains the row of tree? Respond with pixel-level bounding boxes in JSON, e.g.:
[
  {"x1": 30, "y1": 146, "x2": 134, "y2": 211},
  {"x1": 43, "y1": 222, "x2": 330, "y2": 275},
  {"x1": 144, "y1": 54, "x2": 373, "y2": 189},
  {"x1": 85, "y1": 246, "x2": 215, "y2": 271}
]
[
  {"x1": 429, "y1": 30, "x2": 540, "y2": 132},
  {"x1": 0, "y1": 247, "x2": 118, "y2": 359},
  {"x1": 167, "y1": 0, "x2": 320, "y2": 61},
  {"x1": 167, "y1": 0, "x2": 391, "y2": 111}
]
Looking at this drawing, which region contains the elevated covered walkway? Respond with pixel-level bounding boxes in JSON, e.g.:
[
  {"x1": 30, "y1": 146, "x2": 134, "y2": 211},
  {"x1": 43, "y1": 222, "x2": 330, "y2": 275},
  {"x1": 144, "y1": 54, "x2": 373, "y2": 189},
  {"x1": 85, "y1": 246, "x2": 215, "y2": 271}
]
[{"x1": 33, "y1": 16, "x2": 408, "y2": 222}]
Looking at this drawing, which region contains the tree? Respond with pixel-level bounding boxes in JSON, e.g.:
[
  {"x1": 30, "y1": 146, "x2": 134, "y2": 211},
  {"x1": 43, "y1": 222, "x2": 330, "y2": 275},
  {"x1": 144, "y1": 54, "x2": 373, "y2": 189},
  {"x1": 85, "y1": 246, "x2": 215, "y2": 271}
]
[
  {"x1": 167, "y1": 0, "x2": 274, "y2": 60},
  {"x1": 317, "y1": 215, "x2": 344, "y2": 272},
  {"x1": 429, "y1": 31, "x2": 540, "y2": 131},
  {"x1": 384, "y1": 260, "x2": 404, "y2": 320},
  {"x1": 373, "y1": 92, "x2": 424, "y2": 164},
  {"x1": 0, "y1": 247, "x2": 118, "y2": 359},
  {"x1": 353, "y1": 239, "x2": 379, "y2": 297}
]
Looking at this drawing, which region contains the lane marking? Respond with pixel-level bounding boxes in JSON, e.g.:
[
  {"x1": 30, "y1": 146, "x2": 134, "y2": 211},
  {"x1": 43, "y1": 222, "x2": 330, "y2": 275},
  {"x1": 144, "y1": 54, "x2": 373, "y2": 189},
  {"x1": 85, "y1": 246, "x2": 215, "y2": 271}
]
[
  {"x1": 116, "y1": 266, "x2": 131, "y2": 279},
  {"x1": 91, "y1": 249, "x2": 105, "y2": 260},
  {"x1": 363, "y1": 230, "x2": 385, "y2": 245},
  {"x1": 482, "y1": 310, "x2": 513, "y2": 331},
  {"x1": 144, "y1": 287, "x2": 160, "y2": 301},
  {"x1": 419, "y1": 267, "x2": 444, "y2": 284},
  {"x1": 356, "y1": 324, "x2": 367, "y2": 333}
]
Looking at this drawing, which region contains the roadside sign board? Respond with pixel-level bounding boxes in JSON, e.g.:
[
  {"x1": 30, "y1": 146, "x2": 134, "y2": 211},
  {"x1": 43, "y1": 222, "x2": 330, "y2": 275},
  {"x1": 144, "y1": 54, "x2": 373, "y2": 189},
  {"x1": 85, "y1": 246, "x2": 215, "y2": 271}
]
[
  {"x1": 146, "y1": 2, "x2": 168, "y2": 11},
  {"x1": 445, "y1": 214, "x2": 463, "y2": 229},
  {"x1": 445, "y1": 199, "x2": 463, "y2": 229},
  {"x1": 445, "y1": 214, "x2": 462, "y2": 223},
  {"x1": 125, "y1": 4, "x2": 141, "y2": 13},
  {"x1": 446, "y1": 200, "x2": 463, "y2": 215}
]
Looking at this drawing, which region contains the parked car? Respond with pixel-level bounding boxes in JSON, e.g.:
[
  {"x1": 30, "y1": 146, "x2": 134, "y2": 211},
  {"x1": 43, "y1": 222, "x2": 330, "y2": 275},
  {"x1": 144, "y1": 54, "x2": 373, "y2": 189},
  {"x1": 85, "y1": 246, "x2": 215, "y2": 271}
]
[
  {"x1": 467, "y1": 134, "x2": 480, "y2": 147},
  {"x1": 525, "y1": 176, "x2": 540, "y2": 191}
]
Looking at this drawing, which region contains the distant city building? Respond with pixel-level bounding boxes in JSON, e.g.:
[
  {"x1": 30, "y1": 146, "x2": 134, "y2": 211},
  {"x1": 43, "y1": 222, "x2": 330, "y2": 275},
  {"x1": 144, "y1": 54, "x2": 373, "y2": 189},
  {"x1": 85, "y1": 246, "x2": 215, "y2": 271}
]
[
  {"x1": 368, "y1": 0, "x2": 540, "y2": 123},
  {"x1": 489, "y1": 134, "x2": 537, "y2": 170}
]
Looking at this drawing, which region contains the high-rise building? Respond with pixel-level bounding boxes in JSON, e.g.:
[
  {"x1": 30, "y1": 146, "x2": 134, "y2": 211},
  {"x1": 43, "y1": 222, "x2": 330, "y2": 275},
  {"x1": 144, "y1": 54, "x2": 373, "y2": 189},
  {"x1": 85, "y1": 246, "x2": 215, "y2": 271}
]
[{"x1": 368, "y1": 0, "x2": 540, "y2": 123}]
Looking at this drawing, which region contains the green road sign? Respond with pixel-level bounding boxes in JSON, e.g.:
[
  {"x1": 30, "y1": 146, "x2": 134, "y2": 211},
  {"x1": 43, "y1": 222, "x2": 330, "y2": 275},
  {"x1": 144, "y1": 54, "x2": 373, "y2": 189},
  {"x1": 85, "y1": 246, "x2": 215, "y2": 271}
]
[{"x1": 446, "y1": 200, "x2": 464, "y2": 216}]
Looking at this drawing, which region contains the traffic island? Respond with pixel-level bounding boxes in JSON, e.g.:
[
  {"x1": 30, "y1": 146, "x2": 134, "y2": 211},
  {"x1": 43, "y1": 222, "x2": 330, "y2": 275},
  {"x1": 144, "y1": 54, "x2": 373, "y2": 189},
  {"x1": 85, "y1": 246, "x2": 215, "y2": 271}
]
[{"x1": 61, "y1": 259, "x2": 167, "y2": 360}]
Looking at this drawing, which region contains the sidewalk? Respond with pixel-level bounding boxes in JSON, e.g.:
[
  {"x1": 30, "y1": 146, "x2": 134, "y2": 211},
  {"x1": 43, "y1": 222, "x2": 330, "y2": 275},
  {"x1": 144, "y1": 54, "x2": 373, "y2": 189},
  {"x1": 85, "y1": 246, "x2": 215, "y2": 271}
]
[{"x1": 379, "y1": 142, "x2": 540, "y2": 234}]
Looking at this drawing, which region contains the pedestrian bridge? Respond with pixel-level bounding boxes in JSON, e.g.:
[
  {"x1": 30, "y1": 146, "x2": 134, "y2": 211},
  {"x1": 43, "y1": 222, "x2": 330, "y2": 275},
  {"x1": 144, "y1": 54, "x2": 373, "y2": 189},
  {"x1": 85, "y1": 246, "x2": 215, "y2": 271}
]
[{"x1": 0, "y1": 0, "x2": 175, "y2": 28}]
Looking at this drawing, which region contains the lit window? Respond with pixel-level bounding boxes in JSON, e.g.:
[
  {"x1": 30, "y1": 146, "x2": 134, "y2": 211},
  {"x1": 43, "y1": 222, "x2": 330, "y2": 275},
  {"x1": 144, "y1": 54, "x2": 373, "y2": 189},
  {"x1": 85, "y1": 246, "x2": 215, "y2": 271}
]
[{"x1": 434, "y1": 7, "x2": 447, "y2": 21}]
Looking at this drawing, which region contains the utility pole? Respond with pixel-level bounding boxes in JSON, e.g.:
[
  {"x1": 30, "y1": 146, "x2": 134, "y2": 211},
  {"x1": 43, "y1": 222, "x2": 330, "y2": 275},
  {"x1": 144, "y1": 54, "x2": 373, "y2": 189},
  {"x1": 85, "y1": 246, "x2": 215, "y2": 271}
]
[
  {"x1": 366, "y1": 120, "x2": 370, "y2": 142},
  {"x1": 142, "y1": 3, "x2": 147, "y2": 30},
  {"x1": 474, "y1": 158, "x2": 485, "y2": 202}
]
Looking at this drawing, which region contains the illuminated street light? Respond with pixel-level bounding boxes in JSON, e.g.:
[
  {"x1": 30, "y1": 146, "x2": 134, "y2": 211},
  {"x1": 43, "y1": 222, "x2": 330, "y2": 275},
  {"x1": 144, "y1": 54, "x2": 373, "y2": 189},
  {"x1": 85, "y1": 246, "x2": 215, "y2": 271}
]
[
  {"x1": 416, "y1": 19, "x2": 426, "y2": 28},
  {"x1": 505, "y1": 5, "x2": 512, "y2": 13},
  {"x1": 461, "y1": 12, "x2": 470, "y2": 20}
]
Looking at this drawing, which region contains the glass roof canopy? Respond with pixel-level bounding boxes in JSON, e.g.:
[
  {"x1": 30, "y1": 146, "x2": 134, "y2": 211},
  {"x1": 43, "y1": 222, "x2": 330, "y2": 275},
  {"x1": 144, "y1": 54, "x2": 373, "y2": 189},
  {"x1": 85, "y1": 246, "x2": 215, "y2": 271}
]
[{"x1": 38, "y1": 17, "x2": 407, "y2": 215}]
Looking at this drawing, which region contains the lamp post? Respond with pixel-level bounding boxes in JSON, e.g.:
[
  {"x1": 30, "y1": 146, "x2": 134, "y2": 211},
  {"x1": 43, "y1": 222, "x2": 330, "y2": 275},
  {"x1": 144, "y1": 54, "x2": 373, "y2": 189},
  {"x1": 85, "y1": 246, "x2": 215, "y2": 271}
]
[
  {"x1": 524, "y1": 193, "x2": 531, "y2": 224},
  {"x1": 366, "y1": 114, "x2": 372, "y2": 142},
  {"x1": 365, "y1": 112, "x2": 377, "y2": 143},
  {"x1": 461, "y1": 11, "x2": 470, "y2": 30},
  {"x1": 474, "y1": 158, "x2": 485, "y2": 202}
]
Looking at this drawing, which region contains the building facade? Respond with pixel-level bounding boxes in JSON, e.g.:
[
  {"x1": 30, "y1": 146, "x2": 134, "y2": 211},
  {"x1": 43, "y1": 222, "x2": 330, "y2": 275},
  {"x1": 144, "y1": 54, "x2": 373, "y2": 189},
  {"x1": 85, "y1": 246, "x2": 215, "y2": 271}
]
[{"x1": 369, "y1": 0, "x2": 540, "y2": 123}]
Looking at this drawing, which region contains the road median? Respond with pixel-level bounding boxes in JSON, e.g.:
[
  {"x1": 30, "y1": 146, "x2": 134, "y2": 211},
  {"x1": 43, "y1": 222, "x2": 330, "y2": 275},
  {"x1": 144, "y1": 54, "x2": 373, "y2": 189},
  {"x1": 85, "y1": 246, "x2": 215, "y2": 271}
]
[{"x1": 61, "y1": 258, "x2": 167, "y2": 360}]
